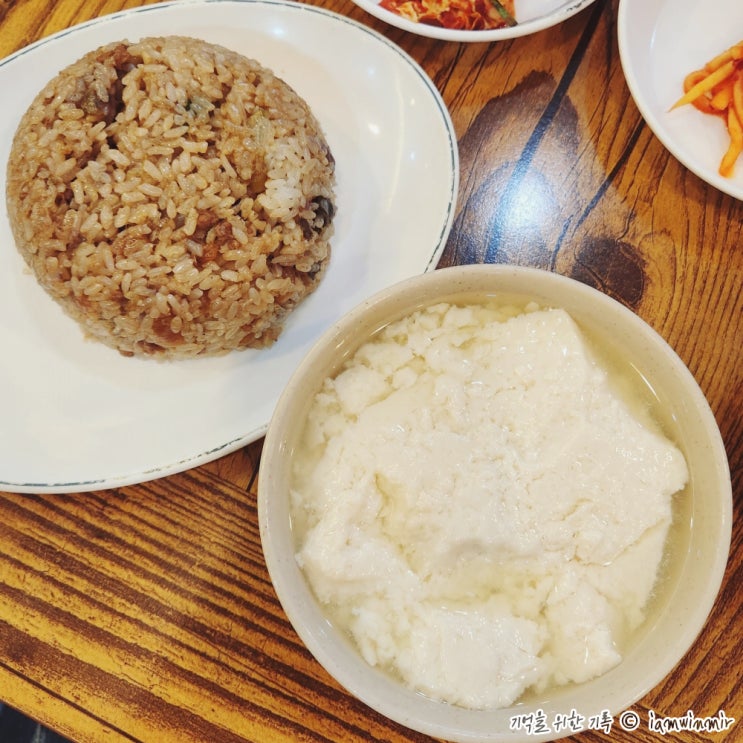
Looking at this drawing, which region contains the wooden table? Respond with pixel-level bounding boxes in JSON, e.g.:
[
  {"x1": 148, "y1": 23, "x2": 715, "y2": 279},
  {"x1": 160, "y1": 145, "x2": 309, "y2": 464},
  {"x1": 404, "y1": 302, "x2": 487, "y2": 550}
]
[{"x1": 0, "y1": 0, "x2": 740, "y2": 741}]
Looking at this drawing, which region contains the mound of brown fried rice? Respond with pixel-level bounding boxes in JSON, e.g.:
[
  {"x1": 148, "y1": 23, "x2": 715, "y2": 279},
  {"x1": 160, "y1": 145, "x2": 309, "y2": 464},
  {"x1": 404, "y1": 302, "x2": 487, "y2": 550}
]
[{"x1": 6, "y1": 36, "x2": 336, "y2": 359}]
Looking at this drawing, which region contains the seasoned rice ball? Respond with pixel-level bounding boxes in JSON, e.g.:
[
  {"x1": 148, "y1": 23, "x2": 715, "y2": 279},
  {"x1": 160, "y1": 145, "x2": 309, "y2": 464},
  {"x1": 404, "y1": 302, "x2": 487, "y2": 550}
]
[{"x1": 6, "y1": 36, "x2": 336, "y2": 359}]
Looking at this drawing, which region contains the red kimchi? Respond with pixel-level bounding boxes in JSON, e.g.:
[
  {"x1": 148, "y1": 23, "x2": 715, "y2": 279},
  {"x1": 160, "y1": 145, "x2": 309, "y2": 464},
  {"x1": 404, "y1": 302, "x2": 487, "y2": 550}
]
[{"x1": 379, "y1": 0, "x2": 517, "y2": 31}]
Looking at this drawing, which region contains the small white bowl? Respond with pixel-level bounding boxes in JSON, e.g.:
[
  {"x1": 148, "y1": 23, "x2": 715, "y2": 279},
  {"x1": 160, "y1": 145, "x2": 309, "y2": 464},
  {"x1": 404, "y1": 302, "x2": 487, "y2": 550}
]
[{"x1": 258, "y1": 264, "x2": 731, "y2": 743}]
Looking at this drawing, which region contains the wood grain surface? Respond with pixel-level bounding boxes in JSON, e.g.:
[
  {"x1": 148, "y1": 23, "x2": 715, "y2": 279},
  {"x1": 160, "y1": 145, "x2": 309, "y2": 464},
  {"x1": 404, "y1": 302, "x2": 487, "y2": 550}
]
[{"x1": 0, "y1": 0, "x2": 740, "y2": 741}]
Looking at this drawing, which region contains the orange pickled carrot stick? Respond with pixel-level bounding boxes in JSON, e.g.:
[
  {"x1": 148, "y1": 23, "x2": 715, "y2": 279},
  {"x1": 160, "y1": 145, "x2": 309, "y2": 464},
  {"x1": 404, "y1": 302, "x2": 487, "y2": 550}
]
[
  {"x1": 704, "y1": 42, "x2": 743, "y2": 72},
  {"x1": 732, "y1": 73, "x2": 743, "y2": 126},
  {"x1": 683, "y1": 70, "x2": 718, "y2": 114},
  {"x1": 684, "y1": 70, "x2": 705, "y2": 89},
  {"x1": 672, "y1": 61, "x2": 736, "y2": 109},
  {"x1": 710, "y1": 84, "x2": 733, "y2": 111},
  {"x1": 675, "y1": 43, "x2": 743, "y2": 177},
  {"x1": 719, "y1": 106, "x2": 743, "y2": 177}
]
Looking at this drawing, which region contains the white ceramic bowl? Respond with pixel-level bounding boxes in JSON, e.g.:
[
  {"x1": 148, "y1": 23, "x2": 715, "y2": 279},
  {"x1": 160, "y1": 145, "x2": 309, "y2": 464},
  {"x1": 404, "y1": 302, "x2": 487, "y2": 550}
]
[{"x1": 258, "y1": 264, "x2": 731, "y2": 743}]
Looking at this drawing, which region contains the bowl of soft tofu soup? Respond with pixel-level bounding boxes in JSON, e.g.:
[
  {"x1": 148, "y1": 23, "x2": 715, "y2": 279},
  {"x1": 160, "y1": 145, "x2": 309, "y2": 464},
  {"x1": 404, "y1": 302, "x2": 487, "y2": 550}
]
[{"x1": 257, "y1": 264, "x2": 731, "y2": 742}]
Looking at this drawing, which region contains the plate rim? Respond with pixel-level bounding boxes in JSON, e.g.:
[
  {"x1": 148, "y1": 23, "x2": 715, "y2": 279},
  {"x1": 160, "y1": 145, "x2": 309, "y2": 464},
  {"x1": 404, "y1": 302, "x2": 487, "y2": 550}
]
[{"x1": 0, "y1": 0, "x2": 459, "y2": 493}]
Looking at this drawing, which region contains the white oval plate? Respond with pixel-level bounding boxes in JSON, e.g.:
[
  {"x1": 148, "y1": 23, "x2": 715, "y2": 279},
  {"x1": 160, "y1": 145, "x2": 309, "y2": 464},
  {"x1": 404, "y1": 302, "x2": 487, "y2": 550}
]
[
  {"x1": 0, "y1": 0, "x2": 458, "y2": 493},
  {"x1": 618, "y1": 0, "x2": 743, "y2": 199},
  {"x1": 350, "y1": 0, "x2": 598, "y2": 43}
]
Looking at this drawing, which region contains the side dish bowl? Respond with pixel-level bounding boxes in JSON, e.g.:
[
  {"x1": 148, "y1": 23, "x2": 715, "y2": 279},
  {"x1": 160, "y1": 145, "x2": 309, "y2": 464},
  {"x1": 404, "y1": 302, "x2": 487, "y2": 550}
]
[
  {"x1": 349, "y1": 0, "x2": 600, "y2": 43},
  {"x1": 257, "y1": 264, "x2": 731, "y2": 742},
  {"x1": 617, "y1": 0, "x2": 743, "y2": 200}
]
